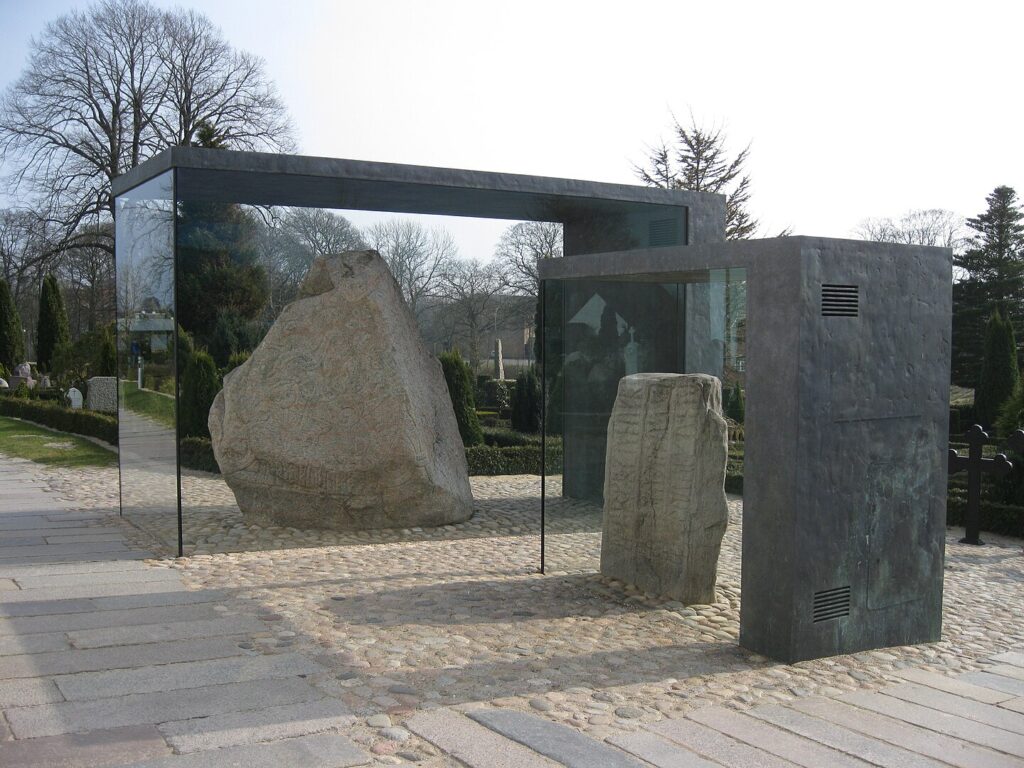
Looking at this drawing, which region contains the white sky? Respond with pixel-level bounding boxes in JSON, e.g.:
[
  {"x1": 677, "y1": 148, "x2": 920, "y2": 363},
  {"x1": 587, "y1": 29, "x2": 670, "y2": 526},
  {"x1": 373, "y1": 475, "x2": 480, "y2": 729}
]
[{"x1": 1, "y1": 0, "x2": 1022, "y2": 259}]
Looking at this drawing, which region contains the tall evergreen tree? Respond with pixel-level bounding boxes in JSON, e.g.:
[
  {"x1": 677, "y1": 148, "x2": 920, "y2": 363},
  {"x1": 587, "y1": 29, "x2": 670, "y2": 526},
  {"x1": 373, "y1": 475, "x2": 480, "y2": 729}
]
[
  {"x1": 976, "y1": 309, "x2": 1019, "y2": 428},
  {"x1": 952, "y1": 186, "x2": 1024, "y2": 385},
  {"x1": 0, "y1": 278, "x2": 24, "y2": 371},
  {"x1": 97, "y1": 326, "x2": 117, "y2": 377},
  {"x1": 635, "y1": 115, "x2": 767, "y2": 240},
  {"x1": 179, "y1": 350, "x2": 221, "y2": 439},
  {"x1": 36, "y1": 273, "x2": 70, "y2": 372},
  {"x1": 439, "y1": 350, "x2": 483, "y2": 446}
]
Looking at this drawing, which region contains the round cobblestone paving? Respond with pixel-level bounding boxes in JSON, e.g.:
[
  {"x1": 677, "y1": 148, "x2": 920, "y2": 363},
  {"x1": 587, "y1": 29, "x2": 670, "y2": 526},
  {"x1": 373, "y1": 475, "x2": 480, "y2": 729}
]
[{"x1": 42, "y1": 465, "x2": 1024, "y2": 747}]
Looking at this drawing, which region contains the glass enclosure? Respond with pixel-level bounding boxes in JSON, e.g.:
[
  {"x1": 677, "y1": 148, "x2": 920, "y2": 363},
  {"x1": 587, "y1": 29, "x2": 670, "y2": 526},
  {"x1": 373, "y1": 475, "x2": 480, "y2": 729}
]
[
  {"x1": 114, "y1": 151, "x2": 704, "y2": 558},
  {"x1": 541, "y1": 269, "x2": 746, "y2": 573},
  {"x1": 116, "y1": 171, "x2": 178, "y2": 548}
]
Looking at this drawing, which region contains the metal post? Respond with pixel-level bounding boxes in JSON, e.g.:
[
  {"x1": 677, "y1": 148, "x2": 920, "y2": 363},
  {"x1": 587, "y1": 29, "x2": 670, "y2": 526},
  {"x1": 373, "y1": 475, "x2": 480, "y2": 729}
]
[{"x1": 539, "y1": 279, "x2": 546, "y2": 575}]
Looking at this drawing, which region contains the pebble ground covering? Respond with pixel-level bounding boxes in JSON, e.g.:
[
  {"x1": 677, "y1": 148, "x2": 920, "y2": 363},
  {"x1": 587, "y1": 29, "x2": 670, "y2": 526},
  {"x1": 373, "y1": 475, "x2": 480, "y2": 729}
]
[{"x1": 38, "y1": 464, "x2": 1024, "y2": 754}]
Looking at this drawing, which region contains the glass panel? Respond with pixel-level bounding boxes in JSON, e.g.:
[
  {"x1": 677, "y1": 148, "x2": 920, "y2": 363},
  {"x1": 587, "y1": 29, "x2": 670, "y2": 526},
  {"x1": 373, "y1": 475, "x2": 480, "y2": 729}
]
[
  {"x1": 116, "y1": 171, "x2": 178, "y2": 551},
  {"x1": 173, "y1": 200, "x2": 551, "y2": 557},
  {"x1": 542, "y1": 269, "x2": 746, "y2": 574}
]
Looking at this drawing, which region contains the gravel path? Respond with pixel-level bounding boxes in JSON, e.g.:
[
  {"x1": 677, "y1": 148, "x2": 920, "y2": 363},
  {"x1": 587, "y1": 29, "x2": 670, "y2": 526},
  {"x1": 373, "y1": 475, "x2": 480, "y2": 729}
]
[{"x1": 38, "y1": 465, "x2": 1024, "y2": 747}]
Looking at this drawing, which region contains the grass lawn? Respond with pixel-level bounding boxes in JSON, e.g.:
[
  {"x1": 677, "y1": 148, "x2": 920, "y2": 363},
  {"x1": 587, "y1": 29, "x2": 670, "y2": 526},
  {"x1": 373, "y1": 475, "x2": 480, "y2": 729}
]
[
  {"x1": 122, "y1": 380, "x2": 175, "y2": 428},
  {"x1": 0, "y1": 416, "x2": 116, "y2": 468},
  {"x1": 950, "y1": 385, "x2": 974, "y2": 406}
]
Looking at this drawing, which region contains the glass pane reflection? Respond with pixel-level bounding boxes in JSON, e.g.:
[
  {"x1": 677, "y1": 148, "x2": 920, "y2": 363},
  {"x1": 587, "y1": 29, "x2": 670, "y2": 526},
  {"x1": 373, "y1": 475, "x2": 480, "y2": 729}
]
[
  {"x1": 116, "y1": 171, "x2": 179, "y2": 552},
  {"x1": 543, "y1": 269, "x2": 746, "y2": 573}
]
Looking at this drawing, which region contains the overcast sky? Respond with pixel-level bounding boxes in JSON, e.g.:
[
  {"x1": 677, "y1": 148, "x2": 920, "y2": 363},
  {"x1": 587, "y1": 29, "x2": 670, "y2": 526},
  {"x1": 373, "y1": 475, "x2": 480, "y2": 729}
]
[{"x1": 1, "y1": 0, "x2": 1021, "y2": 259}]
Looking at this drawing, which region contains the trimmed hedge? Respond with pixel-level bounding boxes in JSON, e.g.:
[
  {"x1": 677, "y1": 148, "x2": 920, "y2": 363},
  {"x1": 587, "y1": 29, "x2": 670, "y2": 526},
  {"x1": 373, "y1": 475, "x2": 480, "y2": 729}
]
[
  {"x1": 439, "y1": 350, "x2": 483, "y2": 446},
  {"x1": 179, "y1": 437, "x2": 567, "y2": 477},
  {"x1": 0, "y1": 398, "x2": 117, "y2": 445},
  {"x1": 946, "y1": 489, "x2": 1023, "y2": 539},
  {"x1": 466, "y1": 444, "x2": 563, "y2": 476},
  {"x1": 724, "y1": 474, "x2": 744, "y2": 494},
  {"x1": 180, "y1": 436, "x2": 220, "y2": 473},
  {"x1": 482, "y1": 427, "x2": 541, "y2": 448}
]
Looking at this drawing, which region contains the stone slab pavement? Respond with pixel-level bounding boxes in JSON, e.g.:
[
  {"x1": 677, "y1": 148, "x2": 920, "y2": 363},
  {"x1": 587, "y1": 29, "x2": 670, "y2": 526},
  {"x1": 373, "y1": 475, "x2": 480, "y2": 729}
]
[
  {"x1": 0, "y1": 459, "x2": 369, "y2": 767},
  {"x1": 3, "y1": 454, "x2": 1024, "y2": 766},
  {"x1": 406, "y1": 659, "x2": 1024, "y2": 767}
]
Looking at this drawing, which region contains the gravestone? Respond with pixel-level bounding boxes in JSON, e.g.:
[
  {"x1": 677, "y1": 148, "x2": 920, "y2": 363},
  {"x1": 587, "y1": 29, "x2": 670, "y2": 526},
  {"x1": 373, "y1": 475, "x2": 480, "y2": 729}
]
[
  {"x1": 600, "y1": 373, "x2": 729, "y2": 604},
  {"x1": 86, "y1": 377, "x2": 118, "y2": 413},
  {"x1": 9, "y1": 362, "x2": 35, "y2": 391},
  {"x1": 66, "y1": 387, "x2": 83, "y2": 410},
  {"x1": 493, "y1": 338, "x2": 504, "y2": 380},
  {"x1": 0, "y1": 378, "x2": 7, "y2": 389},
  {"x1": 210, "y1": 251, "x2": 474, "y2": 531}
]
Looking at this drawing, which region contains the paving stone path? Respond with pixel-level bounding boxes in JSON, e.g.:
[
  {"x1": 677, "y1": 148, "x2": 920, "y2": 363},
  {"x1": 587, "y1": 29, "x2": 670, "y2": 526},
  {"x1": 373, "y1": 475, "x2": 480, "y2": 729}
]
[
  {"x1": 2, "y1": 453, "x2": 1024, "y2": 766},
  {"x1": 0, "y1": 458, "x2": 368, "y2": 767}
]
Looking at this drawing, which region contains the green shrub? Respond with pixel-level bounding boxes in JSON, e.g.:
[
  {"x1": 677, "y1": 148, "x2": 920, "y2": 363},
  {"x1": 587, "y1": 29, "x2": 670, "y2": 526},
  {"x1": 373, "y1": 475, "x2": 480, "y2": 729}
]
[
  {"x1": 483, "y1": 427, "x2": 542, "y2": 447},
  {"x1": 475, "y1": 374, "x2": 490, "y2": 403},
  {"x1": 179, "y1": 350, "x2": 221, "y2": 439},
  {"x1": 996, "y1": 378, "x2": 1024, "y2": 437},
  {"x1": 98, "y1": 326, "x2": 117, "y2": 376},
  {"x1": 724, "y1": 381, "x2": 745, "y2": 423},
  {"x1": 180, "y1": 436, "x2": 220, "y2": 473},
  {"x1": 225, "y1": 351, "x2": 250, "y2": 374},
  {"x1": 0, "y1": 278, "x2": 24, "y2": 371},
  {"x1": 950, "y1": 403, "x2": 976, "y2": 435},
  {"x1": 976, "y1": 309, "x2": 1019, "y2": 428},
  {"x1": 209, "y1": 313, "x2": 239, "y2": 368},
  {"x1": 13, "y1": 382, "x2": 30, "y2": 399},
  {"x1": 510, "y1": 366, "x2": 541, "y2": 433},
  {"x1": 482, "y1": 379, "x2": 512, "y2": 411},
  {"x1": 439, "y1": 350, "x2": 483, "y2": 447},
  {"x1": 466, "y1": 444, "x2": 563, "y2": 475},
  {"x1": 946, "y1": 489, "x2": 1023, "y2": 538},
  {"x1": 175, "y1": 325, "x2": 195, "y2": 376},
  {"x1": 36, "y1": 273, "x2": 70, "y2": 373},
  {"x1": 0, "y1": 398, "x2": 117, "y2": 444}
]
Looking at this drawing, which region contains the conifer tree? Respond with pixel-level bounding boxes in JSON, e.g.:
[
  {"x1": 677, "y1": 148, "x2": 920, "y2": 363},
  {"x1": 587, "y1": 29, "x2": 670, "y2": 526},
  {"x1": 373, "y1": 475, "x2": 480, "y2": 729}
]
[
  {"x1": 36, "y1": 273, "x2": 70, "y2": 372},
  {"x1": 636, "y1": 115, "x2": 761, "y2": 240},
  {"x1": 439, "y1": 350, "x2": 483, "y2": 446},
  {"x1": 952, "y1": 186, "x2": 1024, "y2": 385},
  {"x1": 179, "y1": 350, "x2": 221, "y2": 439},
  {"x1": 976, "y1": 309, "x2": 1019, "y2": 427},
  {"x1": 0, "y1": 278, "x2": 24, "y2": 371}
]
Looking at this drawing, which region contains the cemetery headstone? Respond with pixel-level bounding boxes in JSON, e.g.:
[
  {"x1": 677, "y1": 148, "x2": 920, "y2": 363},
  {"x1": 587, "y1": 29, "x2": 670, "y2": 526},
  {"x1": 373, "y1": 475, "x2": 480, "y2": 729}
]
[
  {"x1": 493, "y1": 338, "x2": 504, "y2": 380},
  {"x1": 86, "y1": 377, "x2": 117, "y2": 413},
  {"x1": 9, "y1": 362, "x2": 35, "y2": 390},
  {"x1": 67, "y1": 387, "x2": 83, "y2": 410}
]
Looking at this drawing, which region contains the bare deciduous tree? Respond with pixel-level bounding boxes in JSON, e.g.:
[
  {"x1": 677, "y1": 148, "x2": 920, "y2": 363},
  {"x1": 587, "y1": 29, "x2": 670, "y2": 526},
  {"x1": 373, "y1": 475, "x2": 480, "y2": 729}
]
[
  {"x1": 439, "y1": 257, "x2": 505, "y2": 370},
  {"x1": 0, "y1": 0, "x2": 294, "y2": 252},
  {"x1": 494, "y1": 221, "x2": 562, "y2": 296},
  {"x1": 282, "y1": 208, "x2": 365, "y2": 257},
  {"x1": 58, "y1": 225, "x2": 116, "y2": 336},
  {"x1": 256, "y1": 207, "x2": 365, "y2": 315},
  {"x1": 856, "y1": 208, "x2": 967, "y2": 250},
  {"x1": 158, "y1": 9, "x2": 294, "y2": 152},
  {"x1": 368, "y1": 220, "x2": 457, "y2": 318}
]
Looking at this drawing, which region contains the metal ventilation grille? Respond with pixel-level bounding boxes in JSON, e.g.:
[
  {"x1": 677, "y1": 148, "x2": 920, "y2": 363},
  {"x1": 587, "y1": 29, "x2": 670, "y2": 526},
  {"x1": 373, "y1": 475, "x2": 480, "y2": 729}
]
[
  {"x1": 649, "y1": 218, "x2": 679, "y2": 247},
  {"x1": 813, "y1": 586, "x2": 851, "y2": 622},
  {"x1": 821, "y1": 284, "x2": 859, "y2": 316}
]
